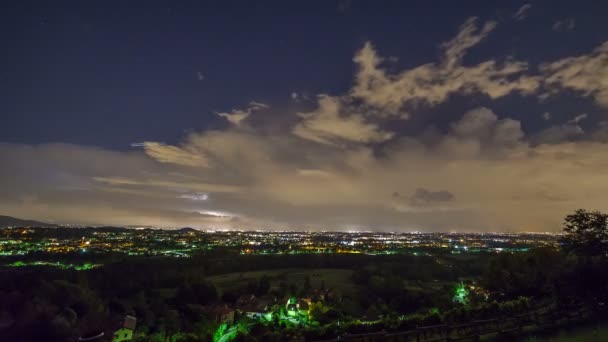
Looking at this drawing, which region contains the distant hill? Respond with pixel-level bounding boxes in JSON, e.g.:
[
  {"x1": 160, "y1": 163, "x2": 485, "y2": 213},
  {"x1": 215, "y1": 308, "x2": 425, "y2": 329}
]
[
  {"x1": 0, "y1": 215, "x2": 57, "y2": 228},
  {"x1": 176, "y1": 227, "x2": 199, "y2": 233},
  {"x1": 81, "y1": 226, "x2": 130, "y2": 232}
]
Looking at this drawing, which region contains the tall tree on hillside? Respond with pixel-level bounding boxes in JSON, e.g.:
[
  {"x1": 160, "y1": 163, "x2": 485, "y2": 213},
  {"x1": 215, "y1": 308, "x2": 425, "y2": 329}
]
[{"x1": 561, "y1": 209, "x2": 608, "y2": 257}]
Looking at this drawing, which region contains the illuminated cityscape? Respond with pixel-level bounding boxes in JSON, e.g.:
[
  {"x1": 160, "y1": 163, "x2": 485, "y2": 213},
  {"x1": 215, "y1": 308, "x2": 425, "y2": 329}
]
[{"x1": 0, "y1": 227, "x2": 559, "y2": 259}]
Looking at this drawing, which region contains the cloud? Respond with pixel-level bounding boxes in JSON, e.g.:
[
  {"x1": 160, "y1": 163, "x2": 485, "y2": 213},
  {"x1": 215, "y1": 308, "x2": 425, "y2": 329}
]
[
  {"x1": 350, "y1": 17, "x2": 540, "y2": 113},
  {"x1": 6, "y1": 17, "x2": 608, "y2": 232},
  {"x1": 92, "y1": 177, "x2": 240, "y2": 194},
  {"x1": 390, "y1": 189, "x2": 457, "y2": 213},
  {"x1": 514, "y1": 4, "x2": 532, "y2": 21},
  {"x1": 409, "y1": 188, "x2": 455, "y2": 205},
  {"x1": 591, "y1": 122, "x2": 608, "y2": 142},
  {"x1": 178, "y1": 193, "x2": 209, "y2": 201},
  {"x1": 291, "y1": 92, "x2": 309, "y2": 102},
  {"x1": 552, "y1": 18, "x2": 576, "y2": 31},
  {"x1": 139, "y1": 142, "x2": 209, "y2": 167},
  {"x1": 4, "y1": 110, "x2": 608, "y2": 231},
  {"x1": 449, "y1": 107, "x2": 524, "y2": 149},
  {"x1": 534, "y1": 124, "x2": 584, "y2": 144},
  {"x1": 292, "y1": 95, "x2": 394, "y2": 145},
  {"x1": 531, "y1": 113, "x2": 587, "y2": 145},
  {"x1": 217, "y1": 101, "x2": 269, "y2": 126},
  {"x1": 248, "y1": 101, "x2": 269, "y2": 110},
  {"x1": 451, "y1": 107, "x2": 502, "y2": 139},
  {"x1": 347, "y1": 17, "x2": 607, "y2": 114},
  {"x1": 441, "y1": 17, "x2": 497, "y2": 69},
  {"x1": 541, "y1": 42, "x2": 608, "y2": 107},
  {"x1": 567, "y1": 113, "x2": 588, "y2": 125}
]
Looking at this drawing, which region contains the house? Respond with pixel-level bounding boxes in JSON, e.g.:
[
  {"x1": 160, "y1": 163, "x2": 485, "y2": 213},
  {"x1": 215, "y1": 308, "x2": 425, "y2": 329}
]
[
  {"x1": 298, "y1": 298, "x2": 312, "y2": 312},
  {"x1": 310, "y1": 288, "x2": 333, "y2": 301},
  {"x1": 112, "y1": 315, "x2": 136, "y2": 342},
  {"x1": 237, "y1": 294, "x2": 276, "y2": 318},
  {"x1": 205, "y1": 305, "x2": 235, "y2": 323},
  {"x1": 236, "y1": 294, "x2": 257, "y2": 307},
  {"x1": 254, "y1": 296, "x2": 275, "y2": 312},
  {"x1": 285, "y1": 297, "x2": 299, "y2": 317}
]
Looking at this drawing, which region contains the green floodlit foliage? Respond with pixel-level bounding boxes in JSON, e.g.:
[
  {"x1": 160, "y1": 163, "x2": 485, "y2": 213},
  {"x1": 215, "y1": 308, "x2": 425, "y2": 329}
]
[
  {"x1": 213, "y1": 323, "x2": 228, "y2": 342},
  {"x1": 216, "y1": 296, "x2": 314, "y2": 340},
  {"x1": 214, "y1": 320, "x2": 254, "y2": 342},
  {"x1": 5, "y1": 260, "x2": 101, "y2": 271},
  {"x1": 453, "y1": 282, "x2": 469, "y2": 305},
  {"x1": 286, "y1": 296, "x2": 298, "y2": 317}
]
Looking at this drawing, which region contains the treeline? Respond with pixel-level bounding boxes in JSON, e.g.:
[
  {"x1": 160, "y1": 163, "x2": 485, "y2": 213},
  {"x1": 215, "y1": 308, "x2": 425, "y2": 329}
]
[{"x1": 0, "y1": 252, "x2": 487, "y2": 341}]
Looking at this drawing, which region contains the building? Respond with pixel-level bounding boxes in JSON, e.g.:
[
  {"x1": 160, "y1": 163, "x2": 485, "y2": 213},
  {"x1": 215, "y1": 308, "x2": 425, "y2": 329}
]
[
  {"x1": 298, "y1": 298, "x2": 312, "y2": 316},
  {"x1": 285, "y1": 297, "x2": 299, "y2": 317},
  {"x1": 112, "y1": 315, "x2": 136, "y2": 342},
  {"x1": 237, "y1": 294, "x2": 276, "y2": 319},
  {"x1": 206, "y1": 305, "x2": 235, "y2": 323}
]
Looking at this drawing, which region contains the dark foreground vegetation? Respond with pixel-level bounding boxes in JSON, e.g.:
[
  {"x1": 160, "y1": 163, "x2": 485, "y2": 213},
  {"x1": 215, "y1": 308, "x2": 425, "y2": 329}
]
[{"x1": 0, "y1": 209, "x2": 607, "y2": 341}]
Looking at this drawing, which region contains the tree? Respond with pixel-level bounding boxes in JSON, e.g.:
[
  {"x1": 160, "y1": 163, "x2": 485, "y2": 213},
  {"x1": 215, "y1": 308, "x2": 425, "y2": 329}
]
[
  {"x1": 483, "y1": 247, "x2": 563, "y2": 299},
  {"x1": 561, "y1": 209, "x2": 608, "y2": 257},
  {"x1": 309, "y1": 301, "x2": 334, "y2": 324},
  {"x1": 165, "y1": 309, "x2": 180, "y2": 342},
  {"x1": 452, "y1": 282, "x2": 469, "y2": 305}
]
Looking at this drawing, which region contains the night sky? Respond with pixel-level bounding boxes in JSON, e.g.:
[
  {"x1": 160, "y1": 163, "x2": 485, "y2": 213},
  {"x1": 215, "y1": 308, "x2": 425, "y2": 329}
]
[{"x1": 1, "y1": 1, "x2": 608, "y2": 231}]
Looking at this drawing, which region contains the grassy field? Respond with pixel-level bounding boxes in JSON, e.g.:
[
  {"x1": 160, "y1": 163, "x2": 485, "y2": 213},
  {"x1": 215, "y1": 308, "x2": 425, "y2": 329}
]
[{"x1": 206, "y1": 268, "x2": 359, "y2": 295}]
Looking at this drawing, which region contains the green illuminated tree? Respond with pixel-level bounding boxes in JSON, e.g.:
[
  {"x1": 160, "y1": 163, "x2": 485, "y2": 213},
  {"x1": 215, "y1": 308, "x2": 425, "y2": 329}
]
[
  {"x1": 308, "y1": 301, "x2": 341, "y2": 325},
  {"x1": 561, "y1": 209, "x2": 608, "y2": 257},
  {"x1": 213, "y1": 323, "x2": 228, "y2": 342},
  {"x1": 452, "y1": 282, "x2": 469, "y2": 305},
  {"x1": 308, "y1": 302, "x2": 326, "y2": 322}
]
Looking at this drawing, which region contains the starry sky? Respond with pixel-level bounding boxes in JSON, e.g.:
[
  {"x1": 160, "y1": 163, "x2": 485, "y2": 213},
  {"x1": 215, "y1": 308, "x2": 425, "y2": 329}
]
[{"x1": 1, "y1": 1, "x2": 608, "y2": 231}]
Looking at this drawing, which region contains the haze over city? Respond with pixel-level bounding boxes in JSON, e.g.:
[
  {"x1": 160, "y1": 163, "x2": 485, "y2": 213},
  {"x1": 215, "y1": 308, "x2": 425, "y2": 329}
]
[{"x1": 2, "y1": 1, "x2": 608, "y2": 231}]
